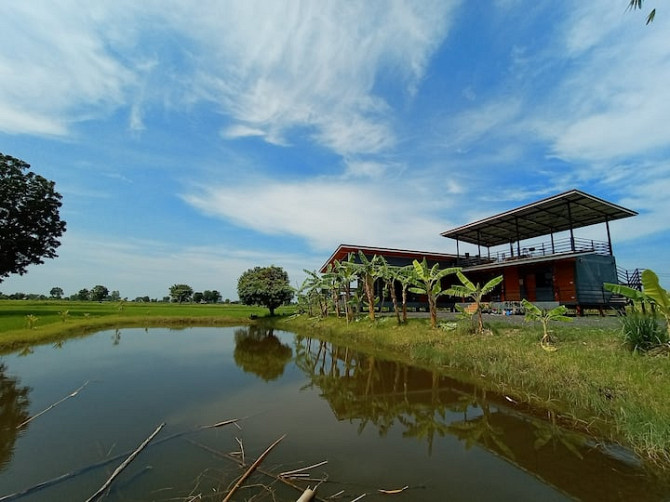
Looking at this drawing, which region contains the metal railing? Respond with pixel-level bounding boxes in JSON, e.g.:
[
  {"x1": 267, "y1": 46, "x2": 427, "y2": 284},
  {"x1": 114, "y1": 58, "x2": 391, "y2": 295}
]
[{"x1": 459, "y1": 237, "x2": 611, "y2": 267}]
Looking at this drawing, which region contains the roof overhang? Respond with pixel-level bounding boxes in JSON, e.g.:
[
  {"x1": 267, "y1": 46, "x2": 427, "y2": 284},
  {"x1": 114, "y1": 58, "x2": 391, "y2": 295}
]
[
  {"x1": 440, "y1": 189, "x2": 637, "y2": 248},
  {"x1": 319, "y1": 244, "x2": 458, "y2": 273}
]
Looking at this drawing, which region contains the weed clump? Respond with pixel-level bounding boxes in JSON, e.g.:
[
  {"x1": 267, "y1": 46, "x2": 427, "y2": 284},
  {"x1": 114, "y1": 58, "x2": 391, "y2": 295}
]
[{"x1": 619, "y1": 312, "x2": 668, "y2": 353}]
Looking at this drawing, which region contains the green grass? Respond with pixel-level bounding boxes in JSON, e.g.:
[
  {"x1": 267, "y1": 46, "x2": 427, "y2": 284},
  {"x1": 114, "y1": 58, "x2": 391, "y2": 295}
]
[
  {"x1": 0, "y1": 300, "x2": 293, "y2": 352},
  {"x1": 274, "y1": 314, "x2": 670, "y2": 467}
]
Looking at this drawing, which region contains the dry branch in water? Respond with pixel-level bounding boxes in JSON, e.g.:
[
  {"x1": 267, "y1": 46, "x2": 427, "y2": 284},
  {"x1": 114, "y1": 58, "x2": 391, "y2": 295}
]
[
  {"x1": 0, "y1": 418, "x2": 241, "y2": 502},
  {"x1": 222, "y1": 434, "x2": 286, "y2": 502},
  {"x1": 17, "y1": 381, "x2": 89, "y2": 429},
  {"x1": 85, "y1": 422, "x2": 165, "y2": 502},
  {"x1": 186, "y1": 438, "x2": 330, "y2": 502},
  {"x1": 278, "y1": 460, "x2": 328, "y2": 479}
]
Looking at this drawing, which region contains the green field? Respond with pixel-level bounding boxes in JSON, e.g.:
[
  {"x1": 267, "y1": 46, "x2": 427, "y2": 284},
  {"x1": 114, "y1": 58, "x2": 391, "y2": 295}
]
[{"x1": 0, "y1": 300, "x2": 293, "y2": 351}]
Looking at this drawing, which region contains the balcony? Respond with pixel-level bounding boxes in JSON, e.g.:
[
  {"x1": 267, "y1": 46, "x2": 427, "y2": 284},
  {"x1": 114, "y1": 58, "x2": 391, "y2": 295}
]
[{"x1": 458, "y1": 237, "x2": 611, "y2": 267}]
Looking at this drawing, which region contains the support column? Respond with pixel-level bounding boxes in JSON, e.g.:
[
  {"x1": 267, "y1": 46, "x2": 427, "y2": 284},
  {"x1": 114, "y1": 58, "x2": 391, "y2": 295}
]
[
  {"x1": 605, "y1": 216, "x2": 613, "y2": 255},
  {"x1": 567, "y1": 201, "x2": 575, "y2": 252}
]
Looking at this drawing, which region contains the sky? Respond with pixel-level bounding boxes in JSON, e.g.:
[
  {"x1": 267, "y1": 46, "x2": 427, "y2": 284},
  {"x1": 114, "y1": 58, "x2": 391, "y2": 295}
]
[{"x1": 1, "y1": 0, "x2": 669, "y2": 301}]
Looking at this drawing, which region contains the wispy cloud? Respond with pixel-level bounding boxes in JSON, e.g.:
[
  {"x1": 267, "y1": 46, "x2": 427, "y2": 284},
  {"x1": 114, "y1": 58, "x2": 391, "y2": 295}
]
[
  {"x1": 166, "y1": 0, "x2": 459, "y2": 156},
  {"x1": 182, "y1": 176, "x2": 453, "y2": 253},
  {"x1": 0, "y1": 2, "x2": 136, "y2": 136}
]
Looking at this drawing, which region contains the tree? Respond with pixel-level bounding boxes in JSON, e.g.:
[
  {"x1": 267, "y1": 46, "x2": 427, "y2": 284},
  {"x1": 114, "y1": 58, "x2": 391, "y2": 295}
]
[
  {"x1": 0, "y1": 153, "x2": 67, "y2": 282},
  {"x1": 203, "y1": 290, "x2": 221, "y2": 303},
  {"x1": 409, "y1": 259, "x2": 459, "y2": 329},
  {"x1": 237, "y1": 265, "x2": 294, "y2": 316},
  {"x1": 90, "y1": 285, "x2": 109, "y2": 302},
  {"x1": 49, "y1": 287, "x2": 64, "y2": 299},
  {"x1": 169, "y1": 284, "x2": 193, "y2": 303},
  {"x1": 444, "y1": 271, "x2": 503, "y2": 335},
  {"x1": 77, "y1": 288, "x2": 90, "y2": 301},
  {"x1": 193, "y1": 292, "x2": 204, "y2": 303}
]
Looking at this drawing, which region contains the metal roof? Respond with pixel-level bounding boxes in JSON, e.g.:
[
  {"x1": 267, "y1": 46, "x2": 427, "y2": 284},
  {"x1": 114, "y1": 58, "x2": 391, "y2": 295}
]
[
  {"x1": 440, "y1": 189, "x2": 637, "y2": 248},
  {"x1": 319, "y1": 244, "x2": 457, "y2": 273}
]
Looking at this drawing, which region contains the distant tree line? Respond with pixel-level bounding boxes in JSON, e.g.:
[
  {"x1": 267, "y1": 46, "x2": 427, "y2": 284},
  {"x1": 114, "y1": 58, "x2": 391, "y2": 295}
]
[{"x1": 1, "y1": 285, "x2": 230, "y2": 304}]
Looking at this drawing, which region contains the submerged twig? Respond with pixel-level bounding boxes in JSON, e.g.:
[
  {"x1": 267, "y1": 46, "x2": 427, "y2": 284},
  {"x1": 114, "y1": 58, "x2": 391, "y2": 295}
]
[
  {"x1": 235, "y1": 437, "x2": 245, "y2": 466},
  {"x1": 17, "y1": 381, "x2": 89, "y2": 429},
  {"x1": 377, "y1": 485, "x2": 409, "y2": 494},
  {"x1": 85, "y1": 422, "x2": 165, "y2": 502},
  {"x1": 222, "y1": 435, "x2": 286, "y2": 502},
  {"x1": 279, "y1": 460, "x2": 328, "y2": 479}
]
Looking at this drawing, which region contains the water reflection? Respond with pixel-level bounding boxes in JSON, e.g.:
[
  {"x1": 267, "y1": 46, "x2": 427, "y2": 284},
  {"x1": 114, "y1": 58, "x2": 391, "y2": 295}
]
[
  {"x1": 294, "y1": 336, "x2": 667, "y2": 501},
  {"x1": 0, "y1": 364, "x2": 31, "y2": 471},
  {"x1": 233, "y1": 326, "x2": 293, "y2": 381}
]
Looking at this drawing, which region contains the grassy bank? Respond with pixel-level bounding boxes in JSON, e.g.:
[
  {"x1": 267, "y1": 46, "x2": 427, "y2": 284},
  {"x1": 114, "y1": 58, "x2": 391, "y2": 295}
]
[{"x1": 274, "y1": 314, "x2": 670, "y2": 466}]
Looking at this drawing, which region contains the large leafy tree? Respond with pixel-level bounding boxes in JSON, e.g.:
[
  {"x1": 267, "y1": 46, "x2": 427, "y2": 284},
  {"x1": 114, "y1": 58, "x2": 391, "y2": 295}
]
[
  {"x1": 49, "y1": 287, "x2": 64, "y2": 299},
  {"x1": 90, "y1": 284, "x2": 109, "y2": 302},
  {"x1": 0, "y1": 153, "x2": 66, "y2": 282},
  {"x1": 237, "y1": 265, "x2": 294, "y2": 316},
  {"x1": 169, "y1": 283, "x2": 194, "y2": 303}
]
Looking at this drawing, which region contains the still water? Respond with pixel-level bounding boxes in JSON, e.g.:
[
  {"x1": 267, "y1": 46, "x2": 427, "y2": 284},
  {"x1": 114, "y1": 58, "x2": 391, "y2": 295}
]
[{"x1": 0, "y1": 326, "x2": 668, "y2": 501}]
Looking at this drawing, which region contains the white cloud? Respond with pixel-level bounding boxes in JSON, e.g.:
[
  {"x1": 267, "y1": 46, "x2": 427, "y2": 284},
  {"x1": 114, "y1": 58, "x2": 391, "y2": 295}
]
[
  {"x1": 221, "y1": 125, "x2": 267, "y2": 140},
  {"x1": 0, "y1": 2, "x2": 136, "y2": 136},
  {"x1": 171, "y1": 0, "x2": 459, "y2": 156},
  {"x1": 537, "y1": 2, "x2": 670, "y2": 163},
  {"x1": 182, "y1": 177, "x2": 454, "y2": 253}
]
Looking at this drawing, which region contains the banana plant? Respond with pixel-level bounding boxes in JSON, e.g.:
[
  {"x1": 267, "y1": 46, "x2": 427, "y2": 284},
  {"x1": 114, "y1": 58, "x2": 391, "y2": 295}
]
[
  {"x1": 444, "y1": 271, "x2": 503, "y2": 335},
  {"x1": 395, "y1": 265, "x2": 417, "y2": 323},
  {"x1": 377, "y1": 258, "x2": 402, "y2": 325},
  {"x1": 409, "y1": 259, "x2": 459, "y2": 328},
  {"x1": 605, "y1": 269, "x2": 670, "y2": 337},
  {"x1": 335, "y1": 253, "x2": 359, "y2": 323},
  {"x1": 353, "y1": 251, "x2": 384, "y2": 321},
  {"x1": 521, "y1": 299, "x2": 572, "y2": 345}
]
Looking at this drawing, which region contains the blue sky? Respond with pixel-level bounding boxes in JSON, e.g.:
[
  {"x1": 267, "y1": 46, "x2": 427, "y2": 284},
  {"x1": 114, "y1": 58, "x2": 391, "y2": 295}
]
[{"x1": 1, "y1": 1, "x2": 669, "y2": 300}]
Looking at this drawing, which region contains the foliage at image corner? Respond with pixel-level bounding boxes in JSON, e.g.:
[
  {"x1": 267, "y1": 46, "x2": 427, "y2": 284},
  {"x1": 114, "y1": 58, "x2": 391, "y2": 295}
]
[
  {"x1": 237, "y1": 265, "x2": 294, "y2": 316},
  {"x1": 0, "y1": 153, "x2": 66, "y2": 282}
]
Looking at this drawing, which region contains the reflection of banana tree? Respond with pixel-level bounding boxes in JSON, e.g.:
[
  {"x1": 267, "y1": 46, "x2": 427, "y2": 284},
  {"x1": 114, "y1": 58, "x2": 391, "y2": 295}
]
[
  {"x1": 0, "y1": 364, "x2": 31, "y2": 470},
  {"x1": 532, "y1": 410, "x2": 586, "y2": 460},
  {"x1": 447, "y1": 389, "x2": 515, "y2": 460},
  {"x1": 233, "y1": 327, "x2": 293, "y2": 381}
]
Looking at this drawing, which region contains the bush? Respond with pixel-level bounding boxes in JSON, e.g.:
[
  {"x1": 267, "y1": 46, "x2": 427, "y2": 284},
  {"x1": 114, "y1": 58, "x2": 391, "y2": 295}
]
[{"x1": 620, "y1": 312, "x2": 668, "y2": 353}]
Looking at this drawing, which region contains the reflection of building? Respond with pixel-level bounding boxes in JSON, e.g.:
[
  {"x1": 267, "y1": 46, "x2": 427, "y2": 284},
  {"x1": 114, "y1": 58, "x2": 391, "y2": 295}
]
[
  {"x1": 321, "y1": 190, "x2": 639, "y2": 312},
  {"x1": 297, "y1": 339, "x2": 669, "y2": 502}
]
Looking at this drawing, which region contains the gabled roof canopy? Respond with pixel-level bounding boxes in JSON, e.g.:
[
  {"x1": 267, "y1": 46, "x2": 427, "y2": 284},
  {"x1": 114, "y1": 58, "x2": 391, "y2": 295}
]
[{"x1": 440, "y1": 189, "x2": 637, "y2": 248}]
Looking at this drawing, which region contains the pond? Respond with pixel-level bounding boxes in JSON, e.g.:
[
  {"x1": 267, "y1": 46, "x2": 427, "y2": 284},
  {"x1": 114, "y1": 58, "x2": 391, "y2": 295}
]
[{"x1": 0, "y1": 326, "x2": 668, "y2": 501}]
